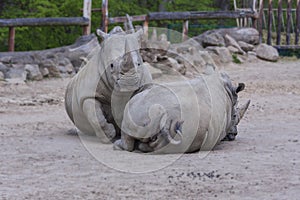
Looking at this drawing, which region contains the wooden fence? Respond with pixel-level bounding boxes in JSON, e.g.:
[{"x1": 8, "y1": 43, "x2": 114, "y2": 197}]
[
  {"x1": 258, "y1": 0, "x2": 300, "y2": 49},
  {"x1": 0, "y1": 0, "x2": 92, "y2": 52}
]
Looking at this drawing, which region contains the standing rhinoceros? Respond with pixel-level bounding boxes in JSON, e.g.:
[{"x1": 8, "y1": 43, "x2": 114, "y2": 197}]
[
  {"x1": 65, "y1": 27, "x2": 152, "y2": 143},
  {"x1": 114, "y1": 69, "x2": 250, "y2": 153}
]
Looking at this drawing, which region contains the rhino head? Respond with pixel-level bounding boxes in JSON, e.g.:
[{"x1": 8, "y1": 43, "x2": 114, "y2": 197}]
[
  {"x1": 221, "y1": 73, "x2": 250, "y2": 141},
  {"x1": 97, "y1": 27, "x2": 151, "y2": 93},
  {"x1": 122, "y1": 102, "x2": 184, "y2": 152}
]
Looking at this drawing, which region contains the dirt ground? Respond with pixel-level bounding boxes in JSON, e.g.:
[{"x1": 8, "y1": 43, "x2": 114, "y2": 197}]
[{"x1": 0, "y1": 58, "x2": 300, "y2": 199}]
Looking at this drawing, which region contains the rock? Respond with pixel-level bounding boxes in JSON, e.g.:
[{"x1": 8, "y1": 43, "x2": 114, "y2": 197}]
[
  {"x1": 0, "y1": 56, "x2": 12, "y2": 64},
  {"x1": 225, "y1": 34, "x2": 245, "y2": 54},
  {"x1": 58, "y1": 58, "x2": 74, "y2": 74},
  {"x1": 215, "y1": 47, "x2": 233, "y2": 63},
  {"x1": 227, "y1": 46, "x2": 240, "y2": 54},
  {"x1": 238, "y1": 41, "x2": 254, "y2": 52},
  {"x1": 41, "y1": 60, "x2": 61, "y2": 77},
  {"x1": 0, "y1": 63, "x2": 9, "y2": 74},
  {"x1": 144, "y1": 62, "x2": 162, "y2": 79},
  {"x1": 6, "y1": 66, "x2": 27, "y2": 82},
  {"x1": 25, "y1": 64, "x2": 43, "y2": 80},
  {"x1": 217, "y1": 28, "x2": 259, "y2": 45},
  {"x1": 247, "y1": 51, "x2": 258, "y2": 63},
  {"x1": 0, "y1": 71, "x2": 4, "y2": 81},
  {"x1": 256, "y1": 44, "x2": 279, "y2": 62},
  {"x1": 194, "y1": 31, "x2": 225, "y2": 47},
  {"x1": 39, "y1": 67, "x2": 49, "y2": 77}
]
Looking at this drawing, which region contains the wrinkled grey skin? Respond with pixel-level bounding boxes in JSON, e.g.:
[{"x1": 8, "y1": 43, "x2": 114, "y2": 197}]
[
  {"x1": 114, "y1": 70, "x2": 250, "y2": 153},
  {"x1": 65, "y1": 27, "x2": 152, "y2": 143}
]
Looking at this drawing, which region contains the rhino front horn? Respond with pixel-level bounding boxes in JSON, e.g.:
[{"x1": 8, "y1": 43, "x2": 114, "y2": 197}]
[{"x1": 238, "y1": 100, "x2": 251, "y2": 123}]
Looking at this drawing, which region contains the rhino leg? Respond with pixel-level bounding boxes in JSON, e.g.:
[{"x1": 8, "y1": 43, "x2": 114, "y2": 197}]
[
  {"x1": 113, "y1": 132, "x2": 135, "y2": 151},
  {"x1": 82, "y1": 99, "x2": 116, "y2": 143}
]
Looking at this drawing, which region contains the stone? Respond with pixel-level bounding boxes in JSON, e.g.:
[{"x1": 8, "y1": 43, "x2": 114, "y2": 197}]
[
  {"x1": 238, "y1": 41, "x2": 254, "y2": 52},
  {"x1": 6, "y1": 68, "x2": 27, "y2": 82},
  {"x1": 195, "y1": 31, "x2": 225, "y2": 47},
  {"x1": 25, "y1": 64, "x2": 43, "y2": 80},
  {"x1": 0, "y1": 63, "x2": 9, "y2": 74},
  {"x1": 0, "y1": 71, "x2": 4, "y2": 81},
  {"x1": 215, "y1": 47, "x2": 233, "y2": 63},
  {"x1": 256, "y1": 44, "x2": 279, "y2": 62},
  {"x1": 39, "y1": 67, "x2": 49, "y2": 77},
  {"x1": 216, "y1": 28, "x2": 259, "y2": 45},
  {"x1": 41, "y1": 60, "x2": 61, "y2": 77},
  {"x1": 225, "y1": 34, "x2": 245, "y2": 54},
  {"x1": 0, "y1": 56, "x2": 12, "y2": 64},
  {"x1": 227, "y1": 46, "x2": 240, "y2": 54}
]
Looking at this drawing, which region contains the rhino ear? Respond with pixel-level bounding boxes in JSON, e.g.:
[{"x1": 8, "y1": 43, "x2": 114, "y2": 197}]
[
  {"x1": 96, "y1": 29, "x2": 109, "y2": 40},
  {"x1": 236, "y1": 83, "x2": 245, "y2": 93}
]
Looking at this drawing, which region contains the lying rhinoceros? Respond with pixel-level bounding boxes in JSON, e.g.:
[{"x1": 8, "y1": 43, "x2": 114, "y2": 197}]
[
  {"x1": 65, "y1": 27, "x2": 152, "y2": 143},
  {"x1": 114, "y1": 69, "x2": 250, "y2": 153}
]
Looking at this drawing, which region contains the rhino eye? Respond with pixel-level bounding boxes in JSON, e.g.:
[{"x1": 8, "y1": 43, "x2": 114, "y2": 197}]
[{"x1": 110, "y1": 64, "x2": 114, "y2": 69}]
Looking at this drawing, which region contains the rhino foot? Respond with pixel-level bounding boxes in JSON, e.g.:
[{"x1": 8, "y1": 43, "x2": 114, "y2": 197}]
[
  {"x1": 101, "y1": 123, "x2": 116, "y2": 141},
  {"x1": 113, "y1": 139, "x2": 124, "y2": 151}
]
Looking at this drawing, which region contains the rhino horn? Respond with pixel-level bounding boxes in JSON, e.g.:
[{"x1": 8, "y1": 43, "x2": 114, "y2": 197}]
[
  {"x1": 237, "y1": 100, "x2": 250, "y2": 123},
  {"x1": 96, "y1": 29, "x2": 109, "y2": 40}
]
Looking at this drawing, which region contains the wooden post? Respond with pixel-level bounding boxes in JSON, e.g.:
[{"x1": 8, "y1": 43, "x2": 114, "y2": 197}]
[
  {"x1": 267, "y1": 0, "x2": 273, "y2": 45},
  {"x1": 143, "y1": 16, "x2": 149, "y2": 39},
  {"x1": 182, "y1": 20, "x2": 189, "y2": 41},
  {"x1": 296, "y1": 0, "x2": 300, "y2": 45},
  {"x1": 83, "y1": 0, "x2": 92, "y2": 35},
  {"x1": 258, "y1": 0, "x2": 264, "y2": 43},
  {"x1": 276, "y1": 0, "x2": 282, "y2": 45},
  {"x1": 8, "y1": 27, "x2": 15, "y2": 52},
  {"x1": 101, "y1": 0, "x2": 108, "y2": 33},
  {"x1": 286, "y1": 0, "x2": 292, "y2": 45}
]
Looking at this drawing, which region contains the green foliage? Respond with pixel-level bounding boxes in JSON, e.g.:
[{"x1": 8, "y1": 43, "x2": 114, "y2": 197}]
[
  {"x1": 232, "y1": 54, "x2": 241, "y2": 64},
  {"x1": 0, "y1": 0, "x2": 231, "y2": 51}
]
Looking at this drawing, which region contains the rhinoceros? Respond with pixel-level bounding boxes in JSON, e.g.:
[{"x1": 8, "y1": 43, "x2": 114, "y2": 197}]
[
  {"x1": 65, "y1": 27, "x2": 152, "y2": 143},
  {"x1": 114, "y1": 69, "x2": 250, "y2": 153}
]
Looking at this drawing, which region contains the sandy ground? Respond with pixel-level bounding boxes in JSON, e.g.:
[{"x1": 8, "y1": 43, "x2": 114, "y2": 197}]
[{"x1": 0, "y1": 58, "x2": 300, "y2": 199}]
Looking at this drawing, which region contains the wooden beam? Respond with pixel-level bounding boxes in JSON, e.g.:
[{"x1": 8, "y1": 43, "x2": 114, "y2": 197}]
[
  {"x1": 8, "y1": 27, "x2": 15, "y2": 52},
  {"x1": 258, "y1": 0, "x2": 264, "y2": 43},
  {"x1": 147, "y1": 11, "x2": 258, "y2": 21},
  {"x1": 83, "y1": 0, "x2": 92, "y2": 35},
  {"x1": 273, "y1": 45, "x2": 300, "y2": 50},
  {"x1": 267, "y1": 0, "x2": 273, "y2": 45},
  {"x1": 0, "y1": 17, "x2": 89, "y2": 27},
  {"x1": 276, "y1": 0, "x2": 283, "y2": 45},
  {"x1": 286, "y1": 0, "x2": 292, "y2": 45},
  {"x1": 101, "y1": 0, "x2": 108, "y2": 33},
  {"x1": 109, "y1": 15, "x2": 147, "y2": 24},
  {"x1": 295, "y1": 0, "x2": 300, "y2": 45}
]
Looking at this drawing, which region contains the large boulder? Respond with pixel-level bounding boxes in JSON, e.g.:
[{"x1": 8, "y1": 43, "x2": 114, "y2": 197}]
[
  {"x1": 196, "y1": 28, "x2": 259, "y2": 46},
  {"x1": 256, "y1": 44, "x2": 279, "y2": 62},
  {"x1": 194, "y1": 31, "x2": 225, "y2": 47},
  {"x1": 25, "y1": 64, "x2": 43, "y2": 80}
]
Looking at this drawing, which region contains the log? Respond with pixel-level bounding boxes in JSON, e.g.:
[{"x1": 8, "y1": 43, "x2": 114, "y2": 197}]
[
  {"x1": 148, "y1": 11, "x2": 258, "y2": 21},
  {"x1": 295, "y1": 0, "x2": 300, "y2": 45},
  {"x1": 267, "y1": 0, "x2": 273, "y2": 45},
  {"x1": 8, "y1": 27, "x2": 15, "y2": 52},
  {"x1": 0, "y1": 17, "x2": 89, "y2": 27},
  {"x1": 83, "y1": 0, "x2": 92, "y2": 35},
  {"x1": 101, "y1": 0, "x2": 108, "y2": 33},
  {"x1": 258, "y1": 0, "x2": 264, "y2": 43},
  {"x1": 109, "y1": 15, "x2": 147, "y2": 24},
  {"x1": 276, "y1": 0, "x2": 283, "y2": 45},
  {"x1": 286, "y1": 0, "x2": 292, "y2": 45}
]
